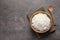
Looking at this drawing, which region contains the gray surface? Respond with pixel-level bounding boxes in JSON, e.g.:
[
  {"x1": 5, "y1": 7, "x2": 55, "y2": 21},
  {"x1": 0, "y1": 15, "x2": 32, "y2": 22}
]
[{"x1": 0, "y1": 0, "x2": 60, "y2": 40}]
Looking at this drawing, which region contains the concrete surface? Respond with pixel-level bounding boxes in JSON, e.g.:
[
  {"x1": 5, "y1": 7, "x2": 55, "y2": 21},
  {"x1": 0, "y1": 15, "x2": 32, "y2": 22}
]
[{"x1": 0, "y1": 0, "x2": 60, "y2": 40}]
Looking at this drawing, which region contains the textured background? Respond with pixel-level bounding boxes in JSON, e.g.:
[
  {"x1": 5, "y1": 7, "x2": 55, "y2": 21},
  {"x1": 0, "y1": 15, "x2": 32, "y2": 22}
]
[{"x1": 0, "y1": 0, "x2": 60, "y2": 40}]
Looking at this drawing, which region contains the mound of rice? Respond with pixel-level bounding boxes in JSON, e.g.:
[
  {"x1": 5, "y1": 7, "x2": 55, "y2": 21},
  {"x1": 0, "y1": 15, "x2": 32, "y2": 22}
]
[{"x1": 32, "y1": 13, "x2": 50, "y2": 33}]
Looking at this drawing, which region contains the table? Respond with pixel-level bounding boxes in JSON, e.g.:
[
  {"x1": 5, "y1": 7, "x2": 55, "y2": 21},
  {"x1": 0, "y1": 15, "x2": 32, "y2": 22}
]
[{"x1": 0, "y1": 0, "x2": 60, "y2": 40}]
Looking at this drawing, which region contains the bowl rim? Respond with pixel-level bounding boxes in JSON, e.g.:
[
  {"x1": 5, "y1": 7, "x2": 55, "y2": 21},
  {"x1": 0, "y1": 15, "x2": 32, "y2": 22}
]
[{"x1": 29, "y1": 11, "x2": 54, "y2": 33}]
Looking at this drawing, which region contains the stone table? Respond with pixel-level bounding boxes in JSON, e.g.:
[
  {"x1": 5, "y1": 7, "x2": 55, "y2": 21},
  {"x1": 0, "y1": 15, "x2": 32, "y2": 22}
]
[{"x1": 0, "y1": 0, "x2": 60, "y2": 40}]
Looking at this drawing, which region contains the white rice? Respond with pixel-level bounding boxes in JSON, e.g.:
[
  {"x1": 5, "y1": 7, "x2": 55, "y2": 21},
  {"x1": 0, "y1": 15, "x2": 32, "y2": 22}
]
[{"x1": 32, "y1": 13, "x2": 50, "y2": 33}]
